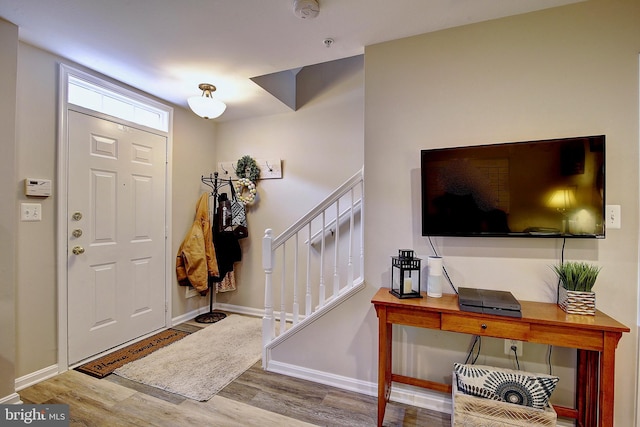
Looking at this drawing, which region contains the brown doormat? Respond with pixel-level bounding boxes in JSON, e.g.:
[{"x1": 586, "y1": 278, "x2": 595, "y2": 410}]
[{"x1": 75, "y1": 329, "x2": 190, "y2": 378}]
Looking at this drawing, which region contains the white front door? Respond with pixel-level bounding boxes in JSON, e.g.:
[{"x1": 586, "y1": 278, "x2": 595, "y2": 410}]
[{"x1": 67, "y1": 110, "x2": 167, "y2": 364}]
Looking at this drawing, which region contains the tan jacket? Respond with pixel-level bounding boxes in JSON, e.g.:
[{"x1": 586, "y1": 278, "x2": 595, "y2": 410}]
[{"x1": 176, "y1": 193, "x2": 219, "y2": 293}]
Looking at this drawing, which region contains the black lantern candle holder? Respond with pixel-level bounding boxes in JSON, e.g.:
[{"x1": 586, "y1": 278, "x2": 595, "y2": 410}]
[{"x1": 390, "y1": 249, "x2": 422, "y2": 299}]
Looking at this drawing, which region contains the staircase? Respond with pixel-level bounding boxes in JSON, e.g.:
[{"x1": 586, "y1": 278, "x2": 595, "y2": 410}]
[{"x1": 262, "y1": 169, "x2": 365, "y2": 368}]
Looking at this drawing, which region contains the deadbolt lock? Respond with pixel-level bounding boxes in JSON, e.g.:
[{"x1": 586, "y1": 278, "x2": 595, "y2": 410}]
[
  {"x1": 72, "y1": 229, "x2": 83, "y2": 238},
  {"x1": 72, "y1": 212, "x2": 83, "y2": 221}
]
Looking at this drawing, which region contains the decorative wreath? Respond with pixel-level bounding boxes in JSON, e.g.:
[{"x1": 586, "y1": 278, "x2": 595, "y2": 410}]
[
  {"x1": 235, "y1": 155, "x2": 261, "y2": 182},
  {"x1": 235, "y1": 177, "x2": 257, "y2": 205}
]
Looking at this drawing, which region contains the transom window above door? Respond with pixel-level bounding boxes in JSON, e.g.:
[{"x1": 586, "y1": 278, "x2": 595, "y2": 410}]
[{"x1": 67, "y1": 75, "x2": 169, "y2": 132}]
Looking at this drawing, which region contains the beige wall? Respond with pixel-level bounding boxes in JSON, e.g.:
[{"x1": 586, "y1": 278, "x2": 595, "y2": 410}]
[
  {"x1": 12, "y1": 43, "x2": 217, "y2": 377},
  {"x1": 4, "y1": 1, "x2": 639, "y2": 423},
  {"x1": 15, "y1": 43, "x2": 59, "y2": 377},
  {"x1": 170, "y1": 106, "x2": 219, "y2": 316},
  {"x1": 0, "y1": 17, "x2": 18, "y2": 402},
  {"x1": 212, "y1": 55, "x2": 365, "y2": 310},
  {"x1": 8, "y1": 31, "x2": 363, "y2": 386},
  {"x1": 363, "y1": 0, "x2": 639, "y2": 423},
  {"x1": 226, "y1": 2, "x2": 640, "y2": 422}
]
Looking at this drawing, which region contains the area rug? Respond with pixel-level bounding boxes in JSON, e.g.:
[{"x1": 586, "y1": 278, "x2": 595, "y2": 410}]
[
  {"x1": 75, "y1": 328, "x2": 190, "y2": 378},
  {"x1": 113, "y1": 314, "x2": 262, "y2": 401}
]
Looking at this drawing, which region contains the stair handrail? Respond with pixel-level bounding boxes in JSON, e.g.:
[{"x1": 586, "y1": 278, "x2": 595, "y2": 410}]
[
  {"x1": 262, "y1": 168, "x2": 364, "y2": 357},
  {"x1": 272, "y1": 169, "x2": 364, "y2": 249}
]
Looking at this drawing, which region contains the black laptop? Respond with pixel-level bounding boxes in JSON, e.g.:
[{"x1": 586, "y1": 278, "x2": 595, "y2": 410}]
[{"x1": 458, "y1": 287, "x2": 522, "y2": 318}]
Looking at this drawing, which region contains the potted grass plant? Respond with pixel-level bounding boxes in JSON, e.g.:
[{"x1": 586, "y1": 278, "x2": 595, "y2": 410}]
[{"x1": 552, "y1": 261, "x2": 601, "y2": 315}]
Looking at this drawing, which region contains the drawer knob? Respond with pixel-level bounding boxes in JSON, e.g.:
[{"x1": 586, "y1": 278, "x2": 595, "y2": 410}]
[{"x1": 481, "y1": 323, "x2": 487, "y2": 329}]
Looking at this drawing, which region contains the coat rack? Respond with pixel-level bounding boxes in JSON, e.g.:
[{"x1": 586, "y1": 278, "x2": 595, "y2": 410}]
[{"x1": 195, "y1": 172, "x2": 234, "y2": 324}]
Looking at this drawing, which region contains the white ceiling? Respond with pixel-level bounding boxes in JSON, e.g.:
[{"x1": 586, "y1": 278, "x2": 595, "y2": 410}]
[{"x1": 0, "y1": 0, "x2": 582, "y2": 121}]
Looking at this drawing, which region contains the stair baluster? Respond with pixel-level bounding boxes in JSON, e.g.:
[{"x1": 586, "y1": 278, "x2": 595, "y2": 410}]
[{"x1": 262, "y1": 168, "x2": 365, "y2": 369}]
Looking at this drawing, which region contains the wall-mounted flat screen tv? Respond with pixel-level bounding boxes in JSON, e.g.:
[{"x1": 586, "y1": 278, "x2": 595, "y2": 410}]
[{"x1": 421, "y1": 135, "x2": 605, "y2": 238}]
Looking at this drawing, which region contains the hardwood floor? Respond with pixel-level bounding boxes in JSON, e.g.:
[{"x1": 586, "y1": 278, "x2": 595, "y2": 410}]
[{"x1": 18, "y1": 319, "x2": 451, "y2": 426}]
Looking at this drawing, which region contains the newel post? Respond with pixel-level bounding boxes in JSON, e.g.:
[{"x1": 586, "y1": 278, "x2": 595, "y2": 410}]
[{"x1": 262, "y1": 229, "x2": 275, "y2": 360}]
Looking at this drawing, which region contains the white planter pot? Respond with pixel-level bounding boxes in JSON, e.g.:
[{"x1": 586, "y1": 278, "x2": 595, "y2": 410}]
[{"x1": 558, "y1": 286, "x2": 596, "y2": 315}]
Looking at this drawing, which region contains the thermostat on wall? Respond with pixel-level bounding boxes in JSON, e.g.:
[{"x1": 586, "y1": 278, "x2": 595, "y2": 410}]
[{"x1": 24, "y1": 178, "x2": 52, "y2": 197}]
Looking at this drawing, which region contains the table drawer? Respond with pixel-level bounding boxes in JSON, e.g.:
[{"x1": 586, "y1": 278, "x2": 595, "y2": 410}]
[
  {"x1": 387, "y1": 307, "x2": 441, "y2": 329},
  {"x1": 442, "y1": 313, "x2": 529, "y2": 340}
]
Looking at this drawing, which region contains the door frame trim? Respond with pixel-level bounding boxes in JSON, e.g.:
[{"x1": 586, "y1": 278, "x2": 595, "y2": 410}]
[{"x1": 56, "y1": 63, "x2": 174, "y2": 370}]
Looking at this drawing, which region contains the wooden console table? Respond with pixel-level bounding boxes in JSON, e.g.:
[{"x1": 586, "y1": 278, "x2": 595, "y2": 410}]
[{"x1": 372, "y1": 287, "x2": 629, "y2": 427}]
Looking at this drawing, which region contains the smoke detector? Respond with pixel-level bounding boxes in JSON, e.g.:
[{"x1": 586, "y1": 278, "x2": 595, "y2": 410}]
[{"x1": 293, "y1": 0, "x2": 320, "y2": 19}]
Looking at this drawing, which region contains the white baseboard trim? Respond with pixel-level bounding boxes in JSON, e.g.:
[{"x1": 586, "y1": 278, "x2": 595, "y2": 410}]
[
  {"x1": 214, "y1": 303, "x2": 263, "y2": 318},
  {"x1": 171, "y1": 304, "x2": 215, "y2": 325},
  {"x1": 172, "y1": 302, "x2": 263, "y2": 326},
  {"x1": 0, "y1": 393, "x2": 22, "y2": 404},
  {"x1": 15, "y1": 364, "x2": 59, "y2": 391},
  {"x1": 267, "y1": 360, "x2": 451, "y2": 414},
  {"x1": 266, "y1": 360, "x2": 574, "y2": 426}
]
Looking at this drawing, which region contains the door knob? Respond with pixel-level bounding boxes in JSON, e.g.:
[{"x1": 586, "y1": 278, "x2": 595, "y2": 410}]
[
  {"x1": 72, "y1": 229, "x2": 83, "y2": 238},
  {"x1": 72, "y1": 246, "x2": 85, "y2": 255}
]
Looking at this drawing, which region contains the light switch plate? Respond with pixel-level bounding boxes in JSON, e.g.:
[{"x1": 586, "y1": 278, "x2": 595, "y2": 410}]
[{"x1": 21, "y1": 203, "x2": 42, "y2": 221}]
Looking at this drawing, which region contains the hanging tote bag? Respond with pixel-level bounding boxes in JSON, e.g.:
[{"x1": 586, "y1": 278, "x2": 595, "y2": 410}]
[{"x1": 229, "y1": 179, "x2": 248, "y2": 239}]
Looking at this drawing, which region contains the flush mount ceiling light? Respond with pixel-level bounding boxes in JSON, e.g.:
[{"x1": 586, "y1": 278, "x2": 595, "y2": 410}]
[
  {"x1": 293, "y1": 0, "x2": 319, "y2": 19},
  {"x1": 187, "y1": 83, "x2": 227, "y2": 119}
]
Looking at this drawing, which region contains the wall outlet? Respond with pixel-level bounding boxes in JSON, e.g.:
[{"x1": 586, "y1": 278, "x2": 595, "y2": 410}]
[
  {"x1": 605, "y1": 205, "x2": 621, "y2": 229},
  {"x1": 185, "y1": 286, "x2": 199, "y2": 298},
  {"x1": 504, "y1": 339, "x2": 523, "y2": 357}
]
